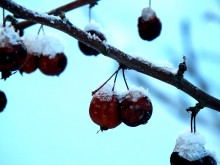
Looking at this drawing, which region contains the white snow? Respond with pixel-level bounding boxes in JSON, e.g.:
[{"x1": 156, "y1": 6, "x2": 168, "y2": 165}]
[
  {"x1": 84, "y1": 20, "x2": 103, "y2": 33},
  {"x1": 23, "y1": 34, "x2": 64, "y2": 57},
  {"x1": 141, "y1": 7, "x2": 156, "y2": 21},
  {"x1": 173, "y1": 129, "x2": 216, "y2": 161},
  {"x1": 0, "y1": 25, "x2": 21, "y2": 47},
  {"x1": 119, "y1": 86, "x2": 149, "y2": 102},
  {"x1": 93, "y1": 84, "x2": 116, "y2": 102},
  {"x1": 132, "y1": 55, "x2": 177, "y2": 73}
]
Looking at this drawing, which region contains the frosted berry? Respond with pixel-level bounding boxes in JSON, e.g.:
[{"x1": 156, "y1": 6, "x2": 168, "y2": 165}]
[
  {"x1": 39, "y1": 53, "x2": 67, "y2": 76},
  {"x1": 120, "y1": 89, "x2": 153, "y2": 127},
  {"x1": 19, "y1": 52, "x2": 39, "y2": 74},
  {"x1": 78, "y1": 30, "x2": 106, "y2": 56},
  {"x1": 138, "y1": 7, "x2": 162, "y2": 41},
  {"x1": 170, "y1": 130, "x2": 217, "y2": 165},
  {"x1": 89, "y1": 88, "x2": 121, "y2": 131},
  {"x1": 0, "y1": 90, "x2": 7, "y2": 112},
  {"x1": 0, "y1": 26, "x2": 27, "y2": 72}
]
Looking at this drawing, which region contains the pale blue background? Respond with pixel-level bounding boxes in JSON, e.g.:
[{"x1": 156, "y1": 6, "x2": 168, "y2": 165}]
[{"x1": 0, "y1": 0, "x2": 220, "y2": 164}]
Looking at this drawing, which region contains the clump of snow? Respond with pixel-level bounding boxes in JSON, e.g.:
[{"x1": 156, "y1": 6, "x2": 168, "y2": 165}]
[
  {"x1": 173, "y1": 129, "x2": 215, "y2": 161},
  {"x1": 84, "y1": 20, "x2": 103, "y2": 33},
  {"x1": 131, "y1": 54, "x2": 177, "y2": 73},
  {"x1": 23, "y1": 34, "x2": 64, "y2": 57},
  {"x1": 93, "y1": 84, "x2": 116, "y2": 102},
  {"x1": 141, "y1": 7, "x2": 156, "y2": 21},
  {"x1": 119, "y1": 86, "x2": 149, "y2": 102},
  {"x1": 0, "y1": 26, "x2": 21, "y2": 47}
]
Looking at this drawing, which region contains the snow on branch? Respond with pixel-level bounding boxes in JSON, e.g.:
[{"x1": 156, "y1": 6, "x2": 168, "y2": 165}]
[{"x1": 1, "y1": 0, "x2": 220, "y2": 112}]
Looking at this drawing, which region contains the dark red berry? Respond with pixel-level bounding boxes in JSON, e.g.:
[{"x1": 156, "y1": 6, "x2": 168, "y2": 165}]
[
  {"x1": 89, "y1": 91, "x2": 121, "y2": 131},
  {"x1": 0, "y1": 90, "x2": 7, "y2": 112},
  {"x1": 78, "y1": 30, "x2": 106, "y2": 56},
  {"x1": 19, "y1": 52, "x2": 40, "y2": 74},
  {"x1": 0, "y1": 36, "x2": 27, "y2": 72},
  {"x1": 38, "y1": 53, "x2": 67, "y2": 76},
  {"x1": 138, "y1": 7, "x2": 162, "y2": 41},
  {"x1": 120, "y1": 90, "x2": 153, "y2": 127}
]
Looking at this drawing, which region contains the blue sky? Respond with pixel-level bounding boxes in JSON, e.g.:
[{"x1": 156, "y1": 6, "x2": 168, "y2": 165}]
[{"x1": 0, "y1": 0, "x2": 220, "y2": 164}]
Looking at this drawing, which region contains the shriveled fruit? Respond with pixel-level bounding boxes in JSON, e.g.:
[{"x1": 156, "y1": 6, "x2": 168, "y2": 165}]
[
  {"x1": 170, "y1": 130, "x2": 217, "y2": 165},
  {"x1": 119, "y1": 89, "x2": 153, "y2": 127},
  {"x1": 39, "y1": 53, "x2": 67, "y2": 76},
  {"x1": 0, "y1": 90, "x2": 7, "y2": 112},
  {"x1": 0, "y1": 26, "x2": 27, "y2": 72},
  {"x1": 78, "y1": 30, "x2": 106, "y2": 56},
  {"x1": 137, "y1": 7, "x2": 162, "y2": 41},
  {"x1": 19, "y1": 52, "x2": 39, "y2": 74},
  {"x1": 89, "y1": 88, "x2": 121, "y2": 131}
]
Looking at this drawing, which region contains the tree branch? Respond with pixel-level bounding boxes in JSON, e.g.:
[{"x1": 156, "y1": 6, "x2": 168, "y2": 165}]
[
  {"x1": 1, "y1": 0, "x2": 220, "y2": 112},
  {"x1": 14, "y1": 0, "x2": 99, "y2": 30}
]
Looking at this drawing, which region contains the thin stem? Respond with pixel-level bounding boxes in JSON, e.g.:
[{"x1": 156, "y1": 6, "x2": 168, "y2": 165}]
[
  {"x1": 149, "y1": 0, "x2": 151, "y2": 7},
  {"x1": 92, "y1": 66, "x2": 121, "y2": 95},
  {"x1": 190, "y1": 115, "x2": 193, "y2": 133},
  {"x1": 37, "y1": 24, "x2": 45, "y2": 35},
  {"x1": 89, "y1": 6, "x2": 91, "y2": 22},
  {"x1": 194, "y1": 115, "x2": 196, "y2": 133},
  {"x1": 122, "y1": 68, "x2": 129, "y2": 90},
  {"x1": 2, "y1": 1, "x2": 5, "y2": 26},
  {"x1": 112, "y1": 68, "x2": 120, "y2": 92}
]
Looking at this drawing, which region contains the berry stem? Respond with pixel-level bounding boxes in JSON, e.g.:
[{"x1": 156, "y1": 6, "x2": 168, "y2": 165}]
[
  {"x1": 37, "y1": 24, "x2": 45, "y2": 35},
  {"x1": 89, "y1": 6, "x2": 91, "y2": 22},
  {"x1": 149, "y1": 0, "x2": 151, "y2": 7},
  {"x1": 112, "y1": 67, "x2": 120, "y2": 91},
  {"x1": 2, "y1": 1, "x2": 5, "y2": 27},
  {"x1": 122, "y1": 68, "x2": 129, "y2": 90},
  {"x1": 92, "y1": 66, "x2": 121, "y2": 95}
]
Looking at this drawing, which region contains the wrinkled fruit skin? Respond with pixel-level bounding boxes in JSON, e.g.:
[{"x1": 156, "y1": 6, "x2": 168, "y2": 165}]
[
  {"x1": 170, "y1": 152, "x2": 217, "y2": 165},
  {"x1": 0, "y1": 41, "x2": 27, "y2": 71},
  {"x1": 39, "y1": 53, "x2": 67, "y2": 76},
  {"x1": 138, "y1": 16, "x2": 162, "y2": 41},
  {"x1": 89, "y1": 94, "x2": 122, "y2": 131},
  {"x1": 78, "y1": 30, "x2": 106, "y2": 56},
  {"x1": 19, "y1": 53, "x2": 40, "y2": 74},
  {"x1": 0, "y1": 90, "x2": 7, "y2": 112},
  {"x1": 120, "y1": 95, "x2": 153, "y2": 127}
]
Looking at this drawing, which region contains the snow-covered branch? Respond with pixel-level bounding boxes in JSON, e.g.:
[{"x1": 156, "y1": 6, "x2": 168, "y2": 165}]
[
  {"x1": 14, "y1": 0, "x2": 99, "y2": 30},
  {"x1": 1, "y1": 0, "x2": 220, "y2": 112}
]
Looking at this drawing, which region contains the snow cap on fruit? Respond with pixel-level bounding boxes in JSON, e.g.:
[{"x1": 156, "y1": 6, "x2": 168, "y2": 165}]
[
  {"x1": 173, "y1": 129, "x2": 216, "y2": 161},
  {"x1": 0, "y1": 26, "x2": 21, "y2": 47},
  {"x1": 93, "y1": 84, "x2": 116, "y2": 102},
  {"x1": 141, "y1": 7, "x2": 156, "y2": 21},
  {"x1": 23, "y1": 34, "x2": 64, "y2": 58}
]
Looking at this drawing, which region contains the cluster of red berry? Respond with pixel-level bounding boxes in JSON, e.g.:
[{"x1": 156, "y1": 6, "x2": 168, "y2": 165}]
[
  {"x1": 0, "y1": 25, "x2": 67, "y2": 80},
  {"x1": 89, "y1": 85, "x2": 153, "y2": 132},
  {"x1": 20, "y1": 35, "x2": 67, "y2": 76}
]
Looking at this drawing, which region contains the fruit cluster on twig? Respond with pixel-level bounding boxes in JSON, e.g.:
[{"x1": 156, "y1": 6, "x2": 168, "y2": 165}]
[{"x1": 89, "y1": 66, "x2": 153, "y2": 132}]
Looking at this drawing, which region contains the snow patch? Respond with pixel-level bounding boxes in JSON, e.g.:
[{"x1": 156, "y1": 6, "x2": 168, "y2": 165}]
[
  {"x1": 0, "y1": 26, "x2": 21, "y2": 47},
  {"x1": 84, "y1": 20, "x2": 103, "y2": 33},
  {"x1": 173, "y1": 129, "x2": 215, "y2": 161},
  {"x1": 141, "y1": 7, "x2": 156, "y2": 21},
  {"x1": 23, "y1": 34, "x2": 64, "y2": 57},
  {"x1": 119, "y1": 86, "x2": 149, "y2": 102},
  {"x1": 93, "y1": 84, "x2": 116, "y2": 102}
]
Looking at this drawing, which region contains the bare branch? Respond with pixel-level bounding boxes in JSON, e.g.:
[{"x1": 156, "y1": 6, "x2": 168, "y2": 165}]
[
  {"x1": 13, "y1": 0, "x2": 99, "y2": 30},
  {"x1": 1, "y1": 0, "x2": 220, "y2": 112}
]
